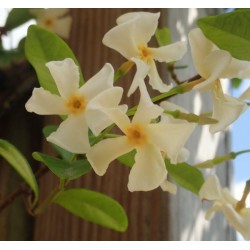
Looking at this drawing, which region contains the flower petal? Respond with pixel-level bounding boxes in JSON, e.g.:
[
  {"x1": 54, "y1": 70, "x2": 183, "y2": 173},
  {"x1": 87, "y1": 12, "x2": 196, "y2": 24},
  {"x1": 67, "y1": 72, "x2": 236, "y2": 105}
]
[
  {"x1": 87, "y1": 87, "x2": 127, "y2": 135},
  {"x1": 102, "y1": 16, "x2": 138, "y2": 59},
  {"x1": 86, "y1": 136, "x2": 133, "y2": 176},
  {"x1": 132, "y1": 83, "x2": 163, "y2": 124},
  {"x1": 210, "y1": 83, "x2": 247, "y2": 133},
  {"x1": 47, "y1": 115, "x2": 90, "y2": 154},
  {"x1": 240, "y1": 86, "x2": 250, "y2": 100},
  {"x1": 127, "y1": 58, "x2": 149, "y2": 97},
  {"x1": 148, "y1": 61, "x2": 173, "y2": 92},
  {"x1": 128, "y1": 143, "x2": 167, "y2": 191},
  {"x1": 146, "y1": 123, "x2": 195, "y2": 163},
  {"x1": 188, "y1": 28, "x2": 215, "y2": 78},
  {"x1": 99, "y1": 107, "x2": 131, "y2": 134},
  {"x1": 222, "y1": 204, "x2": 250, "y2": 240},
  {"x1": 46, "y1": 58, "x2": 79, "y2": 99},
  {"x1": 54, "y1": 17, "x2": 72, "y2": 39},
  {"x1": 116, "y1": 12, "x2": 160, "y2": 45},
  {"x1": 160, "y1": 179, "x2": 177, "y2": 194},
  {"x1": 194, "y1": 50, "x2": 232, "y2": 91},
  {"x1": 151, "y1": 41, "x2": 187, "y2": 63},
  {"x1": 221, "y1": 57, "x2": 250, "y2": 79},
  {"x1": 78, "y1": 63, "x2": 114, "y2": 101},
  {"x1": 199, "y1": 175, "x2": 222, "y2": 201},
  {"x1": 30, "y1": 8, "x2": 69, "y2": 18},
  {"x1": 25, "y1": 87, "x2": 68, "y2": 115}
]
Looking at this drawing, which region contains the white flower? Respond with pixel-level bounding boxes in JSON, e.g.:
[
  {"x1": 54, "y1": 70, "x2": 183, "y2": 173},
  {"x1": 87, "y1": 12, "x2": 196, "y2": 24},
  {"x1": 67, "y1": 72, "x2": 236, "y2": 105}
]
[
  {"x1": 240, "y1": 86, "x2": 250, "y2": 100},
  {"x1": 25, "y1": 58, "x2": 125, "y2": 154},
  {"x1": 30, "y1": 9, "x2": 72, "y2": 39},
  {"x1": 86, "y1": 84, "x2": 195, "y2": 192},
  {"x1": 199, "y1": 175, "x2": 250, "y2": 240},
  {"x1": 159, "y1": 101, "x2": 196, "y2": 194},
  {"x1": 189, "y1": 28, "x2": 250, "y2": 92},
  {"x1": 188, "y1": 28, "x2": 248, "y2": 133},
  {"x1": 210, "y1": 81, "x2": 247, "y2": 133},
  {"x1": 103, "y1": 12, "x2": 187, "y2": 96}
]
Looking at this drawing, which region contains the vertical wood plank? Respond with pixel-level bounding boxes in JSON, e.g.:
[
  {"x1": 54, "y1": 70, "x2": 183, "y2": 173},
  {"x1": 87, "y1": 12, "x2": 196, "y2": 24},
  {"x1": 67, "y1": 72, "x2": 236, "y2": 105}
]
[{"x1": 33, "y1": 8, "x2": 172, "y2": 241}]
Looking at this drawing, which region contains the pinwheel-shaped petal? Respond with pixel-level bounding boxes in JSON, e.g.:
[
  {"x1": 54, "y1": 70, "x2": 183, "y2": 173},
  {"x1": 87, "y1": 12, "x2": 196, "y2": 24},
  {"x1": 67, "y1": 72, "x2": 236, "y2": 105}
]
[
  {"x1": 87, "y1": 84, "x2": 194, "y2": 191},
  {"x1": 30, "y1": 8, "x2": 72, "y2": 38},
  {"x1": 103, "y1": 12, "x2": 187, "y2": 96},
  {"x1": 26, "y1": 58, "x2": 125, "y2": 154},
  {"x1": 199, "y1": 175, "x2": 250, "y2": 240}
]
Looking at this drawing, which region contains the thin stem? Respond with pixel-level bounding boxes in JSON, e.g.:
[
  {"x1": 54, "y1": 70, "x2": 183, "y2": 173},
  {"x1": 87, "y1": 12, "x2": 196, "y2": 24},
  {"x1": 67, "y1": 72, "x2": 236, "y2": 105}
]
[
  {"x1": 32, "y1": 179, "x2": 67, "y2": 216},
  {"x1": 194, "y1": 149, "x2": 250, "y2": 169},
  {"x1": 236, "y1": 180, "x2": 250, "y2": 211},
  {"x1": 167, "y1": 63, "x2": 181, "y2": 85}
]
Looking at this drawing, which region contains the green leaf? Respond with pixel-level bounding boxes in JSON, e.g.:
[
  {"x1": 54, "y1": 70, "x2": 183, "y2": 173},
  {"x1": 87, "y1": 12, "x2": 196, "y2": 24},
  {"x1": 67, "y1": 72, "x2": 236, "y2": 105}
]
[
  {"x1": 117, "y1": 150, "x2": 136, "y2": 167},
  {"x1": 155, "y1": 27, "x2": 171, "y2": 46},
  {"x1": 0, "y1": 48, "x2": 24, "y2": 66},
  {"x1": 198, "y1": 10, "x2": 250, "y2": 61},
  {"x1": 25, "y1": 25, "x2": 84, "y2": 95},
  {"x1": 32, "y1": 152, "x2": 91, "y2": 180},
  {"x1": 42, "y1": 125, "x2": 75, "y2": 162},
  {"x1": 165, "y1": 159, "x2": 204, "y2": 195},
  {"x1": 231, "y1": 78, "x2": 242, "y2": 88},
  {"x1": 5, "y1": 8, "x2": 34, "y2": 31},
  {"x1": 0, "y1": 139, "x2": 38, "y2": 204},
  {"x1": 53, "y1": 188, "x2": 128, "y2": 232}
]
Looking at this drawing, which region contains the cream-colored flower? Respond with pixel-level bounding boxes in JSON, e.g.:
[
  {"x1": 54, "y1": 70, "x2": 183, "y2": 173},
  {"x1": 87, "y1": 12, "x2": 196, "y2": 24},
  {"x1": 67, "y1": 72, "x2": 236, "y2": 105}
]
[
  {"x1": 103, "y1": 12, "x2": 187, "y2": 96},
  {"x1": 86, "y1": 84, "x2": 195, "y2": 192},
  {"x1": 188, "y1": 28, "x2": 249, "y2": 133},
  {"x1": 25, "y1": 58, "x2": 125, "y2": 154},
  {"x1": 210, "y1": 81, "x2": 247, "y2": 133},
  {"x1": 240, "y1": 86, "x2": 250, "y2": 100},
  {"x1": 30, "y1": 9, "x2": 72, "y2": 39},
  {"x1": 159, "y1": 101, "x2": 196, "y2": 194},
  {"x1": 189, "y1": 28, "x2": 250, "y2": 92},
  {"x1": 199, "y1": 175, "x2": 250, "y2": 240}
]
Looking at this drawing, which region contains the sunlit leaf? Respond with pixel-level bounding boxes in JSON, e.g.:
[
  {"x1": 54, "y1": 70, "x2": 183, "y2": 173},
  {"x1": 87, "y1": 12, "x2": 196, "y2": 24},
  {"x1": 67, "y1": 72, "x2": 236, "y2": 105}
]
[
  {"x1": 53, "y1": 189, "x2": 128, "y2": 232},
  {"x1": 198, "y1": 10, "x2": 250, "y2": 60},
  {"x1": 5, "y1": 8, "x2": 34, "y2": 31},
  {"x1": 155, "y1": 27, "x2": 171, "y2": 46},
  {"x1": 0, "y1": 139, "x2": 38, "y2": 204},
  {"x1": 32, "y1": 152, "x2": 91, "y2": 180},
  {"x1": 25, "y1": 25, "x2": 84, "y2": 95},
  {"x1": 165, "y1": 159, "x2": 204, "y2": 195}
]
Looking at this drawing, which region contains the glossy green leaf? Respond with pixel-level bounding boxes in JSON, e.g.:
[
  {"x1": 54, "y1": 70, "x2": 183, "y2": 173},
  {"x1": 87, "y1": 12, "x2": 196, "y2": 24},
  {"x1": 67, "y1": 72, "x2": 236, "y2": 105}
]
[
  {"x1": 25, "y1": 25, "x2": 84, "y2": 95},
  {"x1": 32, "y1": 152, "x2": 91, "y2": 180},
  {"x1": 198, "y1": 10, "x2": 250, "y2": 61},
  {"x1": 42, "y1": 125, "x2": 75, "y2": 162},
  {"x1": 155, "y1": 27, "x2": 171, "y2": 46},
  {"x1": 165, "y1": 159, "x2": 204, "y2": 195},
  {"x1": 0, "y1": 139, "x2": 38, "y2": 204},
  {"x1": 5, "y1": 8, "x2": 34, "y2": 31},
  {"x1": 117, "y1": 150, "x2": 136, "y2": 167},
  {"x1": 53, "y1": 189, "x2": 128, "y2": 232}
]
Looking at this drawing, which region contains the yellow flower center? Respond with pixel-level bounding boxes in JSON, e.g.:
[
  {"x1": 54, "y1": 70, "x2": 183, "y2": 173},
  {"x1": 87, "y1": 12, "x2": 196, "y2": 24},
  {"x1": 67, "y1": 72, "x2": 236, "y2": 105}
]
[
  {"x1": 126, "y1": 123, "x2": 147, "y2": 146},
  {"x1": 138, "y1": 44, "x2": 153, "y2": 64},
  {"x1": 66, "y1": 94, "x2": 86, "y2": 115},
  {"x1": 44, "y1": 18, "x2": 54, "y2": 28}
]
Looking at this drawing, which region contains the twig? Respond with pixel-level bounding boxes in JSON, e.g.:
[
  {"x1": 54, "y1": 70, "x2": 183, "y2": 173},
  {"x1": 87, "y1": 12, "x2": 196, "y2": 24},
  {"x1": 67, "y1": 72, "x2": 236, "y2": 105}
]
[{"x1": 0, "y1": 166, "x2": 48, "y2": 213}]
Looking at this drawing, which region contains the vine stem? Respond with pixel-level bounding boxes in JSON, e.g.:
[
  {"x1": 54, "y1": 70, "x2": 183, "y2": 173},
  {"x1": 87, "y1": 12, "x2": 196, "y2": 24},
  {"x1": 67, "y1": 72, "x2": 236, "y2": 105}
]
[
  {"x1": 194, "y1": 149, "x2": 250, "y2": 169},
  {"x1": 32, "y1": 179, "x2": 67, "y2": 216}
]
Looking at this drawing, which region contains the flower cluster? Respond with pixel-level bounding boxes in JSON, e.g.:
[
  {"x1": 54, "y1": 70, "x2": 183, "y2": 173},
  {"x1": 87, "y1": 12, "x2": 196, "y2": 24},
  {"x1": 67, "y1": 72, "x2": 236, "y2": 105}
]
[
  {"x1": 30, "y1": 8, "x2": 72, "y2": 39},
  {"x1": 25, "y1": 11, "x2": 250, "y2": 239}
]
